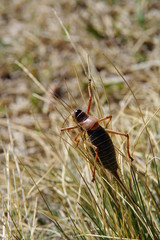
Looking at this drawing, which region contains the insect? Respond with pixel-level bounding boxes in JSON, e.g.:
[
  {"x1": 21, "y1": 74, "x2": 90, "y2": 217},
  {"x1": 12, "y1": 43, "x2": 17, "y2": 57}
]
[{"x1": 61, "y1": 79, "x2": 134, "y2": 183}]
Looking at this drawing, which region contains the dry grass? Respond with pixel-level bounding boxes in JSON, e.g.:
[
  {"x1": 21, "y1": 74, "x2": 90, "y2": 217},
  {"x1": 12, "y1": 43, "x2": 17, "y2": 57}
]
[{"x1": 0, "y1": 0, "x2": 160, "y2": 239}]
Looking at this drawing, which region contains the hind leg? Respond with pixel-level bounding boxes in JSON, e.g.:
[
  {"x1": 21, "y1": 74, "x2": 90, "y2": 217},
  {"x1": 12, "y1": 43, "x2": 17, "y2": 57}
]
[{"x1": 105, "y1": 129, "x2": 134, "y2": 162}]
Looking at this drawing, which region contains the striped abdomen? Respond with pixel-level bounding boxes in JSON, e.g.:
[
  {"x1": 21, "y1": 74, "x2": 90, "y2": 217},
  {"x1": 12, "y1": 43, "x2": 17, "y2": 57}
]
[{"x1": 87, "y1": 125, "x2": 118, "y2": 173}]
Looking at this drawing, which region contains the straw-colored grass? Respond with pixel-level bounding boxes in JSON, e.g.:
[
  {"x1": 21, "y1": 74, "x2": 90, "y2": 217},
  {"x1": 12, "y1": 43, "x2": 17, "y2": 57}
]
[{"x1": 0, "y1": 1, "x2": 160, "y2": 239}]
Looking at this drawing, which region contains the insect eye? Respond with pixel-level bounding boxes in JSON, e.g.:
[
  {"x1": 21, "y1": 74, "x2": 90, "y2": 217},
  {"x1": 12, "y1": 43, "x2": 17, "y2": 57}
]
[
  {"x1": 75, "y1": 109, "x2": 82, "y2": 118},
  {"x1": 74, "y1": 109, "x2": 88, "y2": 122}
]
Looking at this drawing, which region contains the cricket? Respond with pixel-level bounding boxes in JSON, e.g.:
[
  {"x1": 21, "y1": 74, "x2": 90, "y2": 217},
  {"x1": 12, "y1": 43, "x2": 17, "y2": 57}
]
[{"x1": 61, "y1": 79, "x2": 134, "y2": 183}]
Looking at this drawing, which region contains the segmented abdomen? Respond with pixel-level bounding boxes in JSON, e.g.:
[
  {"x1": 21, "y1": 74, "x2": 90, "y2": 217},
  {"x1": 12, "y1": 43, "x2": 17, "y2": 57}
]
[{"x1": 87, "y1": 126, "x2": 118, "y2": 173}]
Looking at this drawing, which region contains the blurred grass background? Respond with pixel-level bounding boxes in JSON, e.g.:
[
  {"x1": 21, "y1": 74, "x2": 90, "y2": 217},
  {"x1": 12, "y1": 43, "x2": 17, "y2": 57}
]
[{"x1": 0, "y1": 0, "x2": 160, "y2": 239}]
